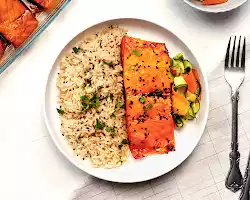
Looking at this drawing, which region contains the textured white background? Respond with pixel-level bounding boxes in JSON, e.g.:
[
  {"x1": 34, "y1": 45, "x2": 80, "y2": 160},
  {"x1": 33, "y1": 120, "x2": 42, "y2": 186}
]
[{"x1": 1, "y1": 0, "x2": 250, "y2": 199}]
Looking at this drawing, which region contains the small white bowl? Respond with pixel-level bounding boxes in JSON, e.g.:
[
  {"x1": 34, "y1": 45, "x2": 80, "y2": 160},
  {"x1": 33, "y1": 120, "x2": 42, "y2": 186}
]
[{"x1": 184, "y1": 0, "x2": 247, "y2": 13}]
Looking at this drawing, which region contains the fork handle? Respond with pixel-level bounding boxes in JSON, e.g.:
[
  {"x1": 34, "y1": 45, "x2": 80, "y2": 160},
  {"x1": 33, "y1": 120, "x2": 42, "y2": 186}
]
[
  {"x1": 239, "y1": 152, "x2": 250, "y2": 200},
  {"x1": 225, "y1": 90, "x2": 243, "y2": 192}
]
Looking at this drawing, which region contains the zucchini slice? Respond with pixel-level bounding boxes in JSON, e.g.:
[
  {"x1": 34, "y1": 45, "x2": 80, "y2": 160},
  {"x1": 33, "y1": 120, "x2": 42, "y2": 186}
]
[
  {"x1": 184, "y1": 60, "x2": 192, "y2": 73},
  {"x1": 191, "y1": 103, "x2": 200, "y2": 114},
  {"x1": 174, "y1": 76, "x2": 188, "y2": 91},
  {"x1": 186, "y1": 90, "x2": 196, "y2": 102},
  {"x1": 173, "y1": 53, "x2": 184, "y2": 61},
  {"x1": 186, "y1": 107, "x2": 195, "y2": 120}
]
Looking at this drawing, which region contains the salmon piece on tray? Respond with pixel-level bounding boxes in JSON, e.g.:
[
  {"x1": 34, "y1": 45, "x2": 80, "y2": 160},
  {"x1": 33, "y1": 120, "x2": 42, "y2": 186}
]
[
  {"x1": 30, "y1": 0, "x2": 58, "y2": 9},
  {"x1": 0, "y1": 10, "x2": 38, "y2": 48},
  {"x1": 0, "y1": 0, "x2": 27, "y2": 23},
  {"x1": 121, "y1": 36, "x2": 175, "y2": 159},
  {"x1": 0, "y1": 36, "x2": 6, "y2": 59},
  {"x1": 121, "y1": 36, "x2": 172, "y2": 96}
]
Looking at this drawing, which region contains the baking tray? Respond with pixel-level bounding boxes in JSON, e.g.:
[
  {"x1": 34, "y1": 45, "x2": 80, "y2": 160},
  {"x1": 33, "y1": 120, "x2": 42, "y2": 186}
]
[{"x1": 0, "y1": 0, "x2": 71, "y2": 74}]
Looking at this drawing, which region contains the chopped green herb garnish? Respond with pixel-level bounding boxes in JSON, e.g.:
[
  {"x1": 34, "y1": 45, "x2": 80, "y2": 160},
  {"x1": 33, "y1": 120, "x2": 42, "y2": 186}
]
[
  {"x1": 139, "y1": 96, "x2": 146, "y2": 103},
  {"x1": 111, "y1": 133, "x2": 117, "y2": 137},
  {"x1": 132, "y1": 50, "x2": 141, "y2": 57},
  {"x1": 148, "y1": 103, "x2": 153, "y2": 109},
  {"x1": 111, "y1": 128, "x2": 116, "y2": 133},
  {"x1": 121, "y1": 139, "x2": 129, "y2": 145},
  {"x1": 73, "y1": 47, "x2": 80, "y2": 54},
  {"x1": 116, "y1": 102, "x2": 124, "y2": 109},
  {"x1": 156, "y1": 90, "x2": 162, "y2": 97},
  {"x1": 118, "y1": 144, "x2": 123, "y2": 149},
  {"x1": 106, "y1": 127, "x2": 111, "y2": 132},
  {"x1": 96, "y1": 120, "x2": 105, "y2": 130},
  {"x1": 143, "y1": 106, "x2": 147, "y2": 110},
  {"x1": 80, "y1": 95, "x2": 88, "y2": 101},
  {"x1": 103, "y1": 61, "x2": 113, "y2": 66},
  {"x1": 110, "y1": 113, "x2": 116, "y2": 118},
  {"x1": 128, "y1": 67, "x2": 136, "y2": 70},
  {"x1": 57, "y1": 108, "x2": 64, "y2": 115}
]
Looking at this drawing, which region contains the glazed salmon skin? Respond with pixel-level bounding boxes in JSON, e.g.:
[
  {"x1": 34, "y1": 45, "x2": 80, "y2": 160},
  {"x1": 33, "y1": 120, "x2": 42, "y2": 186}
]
[
  {"x1": 0, "y1": 10, "x2": 38, "y2": 48},
  {"x1": 121, "y1": 36, "x2": 172, "y2": 96},
  {"x1": 0, "y1": 0, "x2": 27, "y2": 23},
  {"x1": 121, "y1": 36, "x2": 175, "y2": 159},
  {"x1": 30, "y1": 0, "x2": 58, "y2": 9}
]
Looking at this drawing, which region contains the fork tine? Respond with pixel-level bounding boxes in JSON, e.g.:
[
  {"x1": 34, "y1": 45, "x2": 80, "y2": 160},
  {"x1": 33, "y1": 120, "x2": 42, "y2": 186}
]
[
  {"x1": 231, "y1": 36, "x2": 236, "y2": 67},
  {"x1": 225, "y1": 37, "x2": 231, "y2": 68},
  {"x1": 241, "y1": 37, "x2": 246, "y2": 69},
  {"x1": 236, "y1": 36, "x2": 241, "y2": 67}
]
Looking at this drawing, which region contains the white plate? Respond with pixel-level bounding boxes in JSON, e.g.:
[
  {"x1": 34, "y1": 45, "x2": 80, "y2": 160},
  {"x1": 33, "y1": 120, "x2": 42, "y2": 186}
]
[
  {"x1": 184, "y1": 0, "x2": 247, "y2": 13},
  {"x1": 44, "y1": 18, "x2": 209, "y2": 183}
]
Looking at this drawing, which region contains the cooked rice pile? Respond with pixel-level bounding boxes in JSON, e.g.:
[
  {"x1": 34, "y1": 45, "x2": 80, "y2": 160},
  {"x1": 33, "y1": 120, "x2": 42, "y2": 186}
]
[{"x1": 56, "y1": 26, "x2": 129, "y2": 168}]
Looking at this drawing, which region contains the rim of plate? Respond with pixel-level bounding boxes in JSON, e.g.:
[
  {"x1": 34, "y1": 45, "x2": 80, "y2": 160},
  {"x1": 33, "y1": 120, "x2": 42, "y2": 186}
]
[
  {"x1": 184, "y1": 0, "x2": 247, "y2": 13},
  {"x1": 43, "y1": 17, "x2": 210, "y2": 183}
]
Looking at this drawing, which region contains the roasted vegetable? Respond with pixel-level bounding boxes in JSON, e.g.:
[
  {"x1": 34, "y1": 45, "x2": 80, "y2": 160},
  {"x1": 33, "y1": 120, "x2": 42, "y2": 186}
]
[
  {"x1": 172, "y1": 91, "x2": 190, "y2": 116},
  {"x1": 191, "y1": 102, "x2": 200, "y2": 114},
  {"x1": 183, "y1": 60, "x2": 192, "y2": 73},
  {"x1": 0, "y1": 10, "x2": 38, "y2": 47},
  {"x1": 122, "y1": 36, "x2": 175, "y2": 159},
  {"x1": 30, "y1": 0, "x2": 58, "y2": 9},
  {"x1": 182, "y1": 71, "x2": 198, "y2": 93},
  {"x1": 174, "y1": 76, "x2": 187, "y2": 91},
  {"x1": 186, "y1": 90, "x2": 196, "y2": 102}
]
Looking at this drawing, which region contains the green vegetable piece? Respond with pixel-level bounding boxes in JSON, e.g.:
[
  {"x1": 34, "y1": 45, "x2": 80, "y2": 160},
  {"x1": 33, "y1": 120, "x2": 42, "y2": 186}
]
[
  {"x1": 96, "y1": 120, "x2": 105, "y2": 130},
  {"x1": 143, "y1": 106, "x2": 147, "y2": 110},
  {"x1": 176, "y1": 118, "x2": 184, "y2": 128},
  {"x1": 180, "y1": 117, "x2": 187, "y2": 125},
  {"x1": 106, "y1": 127, "x2": 111, "y2": 132},
  {"x1": 139, "y1": 96, "x2": 146, "y2": 103},
  {"x1": 57, "y1": 108, "x2": 64, "y2": 115},
  {"x1": 73, "y1": 47, "x2": 80, "y2": 54},
  {"x1": 103, "y1": 61, "x2": 113, "y2": 66},
  {"x1": 111, "y1": 128, "x2": 116, "y2": 132},
  {"x1": 118, "y1": 144, "x2": 123, "y2": 149},
  {"x1": 191, "y1": 103, "x2": 200, "y2": 114},
  {"x1": 168, "y1": 71, "x2": 175, "y2": 79},
  {"x1": 174, "y1": 76, "x2": 188, "y2": 91},
  {"x1": 184, "y1": 60, "x2": 193, "y2": 73},
  {"x1": 186, "y1": 91, "x2": 196, "y2": 102},
  {"x1": 186, "y1": 107, "x2": 195, "y2": 120},
  {"x1": 132, "y1": 50, "x2": 141, "y2": 57},
  {"x1": 173, "y1": 53, "x2": 184, "y2": 61}
]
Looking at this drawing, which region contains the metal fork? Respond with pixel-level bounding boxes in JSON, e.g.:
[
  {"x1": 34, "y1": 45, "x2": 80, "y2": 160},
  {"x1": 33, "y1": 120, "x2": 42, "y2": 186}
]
[{"x1": 224, "y1": 36, "x2": 246, "y2": 192}]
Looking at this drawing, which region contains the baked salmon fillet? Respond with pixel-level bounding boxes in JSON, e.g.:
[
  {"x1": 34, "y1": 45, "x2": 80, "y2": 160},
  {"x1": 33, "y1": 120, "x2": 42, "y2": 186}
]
[
  {"x1": 0, "y1": 10, "x2": 38, "y2": 47},
  {"x1": 121, "y1": 36, "x2": 175, "y2": 159},
  {"x1": 126, "y1": 95, "x2": 175, "y2": 159},
  {"x1": 0, "y1": 0, "x2": 27, "y2": 24},
  {"x1": 121, "y1": 36, "x2": 172, "y2": 96},
  {"x1": 30, "y1": 0, "x2": 58, "y2": 9}
]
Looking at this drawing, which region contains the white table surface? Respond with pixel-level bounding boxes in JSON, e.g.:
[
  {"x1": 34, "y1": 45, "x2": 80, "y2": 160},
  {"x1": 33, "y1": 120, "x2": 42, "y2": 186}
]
[{"x1": 1, "y1": 0, "x2": 250, "y2": 200}]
